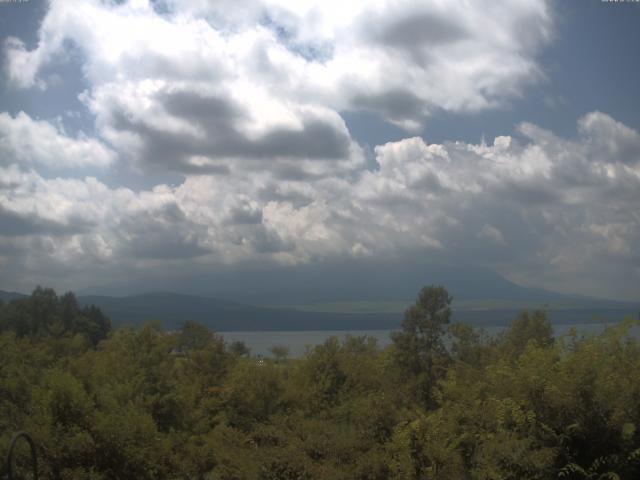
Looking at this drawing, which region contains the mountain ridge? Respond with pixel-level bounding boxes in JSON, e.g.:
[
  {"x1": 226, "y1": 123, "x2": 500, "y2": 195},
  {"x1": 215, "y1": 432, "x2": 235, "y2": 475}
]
[
  {"x1": 74, "y1": 258, "x2": 639, "y2": 304},
  {"x1": 2, "y1": 288, "x2": 637, "y2": 332}
]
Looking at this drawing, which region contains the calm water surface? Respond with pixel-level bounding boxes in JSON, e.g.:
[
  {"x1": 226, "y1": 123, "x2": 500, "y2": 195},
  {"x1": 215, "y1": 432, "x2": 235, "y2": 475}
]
[{"x1": 221, "y1": 323, "x2": 636, "y2": 357}]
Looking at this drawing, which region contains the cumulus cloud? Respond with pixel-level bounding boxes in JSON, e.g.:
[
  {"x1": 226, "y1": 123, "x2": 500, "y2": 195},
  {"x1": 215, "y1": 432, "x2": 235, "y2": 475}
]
[
  {"x1": 0, "y1": 111, "x2": 115, "y2": 169},
  {"x1": 354, "y1": 112, "x2": 640, "y2": 297},
  {"x1": 578, "y1": 111, "x2": 640, "y2": 166},
  {"x1": 3, "y1": 0, "x2": 551, "y2": 175},
  {"x1": 104, "y1": 87, "x2": 358, "y2": 175},
  {"x1": 2, "y1": 1, "x2": 638, "y2": 300},
  {"x1": 1, "y1": 112, "x2": 639, "y2": 299}
]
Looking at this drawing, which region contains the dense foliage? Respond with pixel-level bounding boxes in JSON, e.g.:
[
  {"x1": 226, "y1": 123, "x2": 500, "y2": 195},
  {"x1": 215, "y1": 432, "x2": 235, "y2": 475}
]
[
  {"x1": 0, "y1": 286, "x2": 110, "y2": 346},
  {"x1": 1, "y1": 287, "x2": 639, "y2": 479}
]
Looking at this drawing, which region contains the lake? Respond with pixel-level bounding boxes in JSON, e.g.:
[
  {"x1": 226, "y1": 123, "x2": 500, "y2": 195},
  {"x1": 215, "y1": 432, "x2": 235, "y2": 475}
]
[{"x1": 221, "y1": 322, "x2": 636, "y2": 357}]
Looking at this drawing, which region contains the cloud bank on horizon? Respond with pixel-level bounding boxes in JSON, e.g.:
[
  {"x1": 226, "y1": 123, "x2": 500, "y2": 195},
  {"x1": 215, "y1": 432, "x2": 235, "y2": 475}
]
[{"x1": 0, "y1": 0, "x2": 638, "y2": 300}]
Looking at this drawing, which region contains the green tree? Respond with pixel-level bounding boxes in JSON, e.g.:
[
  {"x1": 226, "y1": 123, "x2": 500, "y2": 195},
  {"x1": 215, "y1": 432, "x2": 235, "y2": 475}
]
[
  {"x1": 229, "y1": 340, "x2": 251, "y2": 357},
  {"x1": 391, "y1": 285, "x2": 452, "y2": 407},
  {"x1": 224, "y1": 360, "x2": 285, "y2": 428},
  {"x1": 501, "y1": 309, "x2": 553, "y2": 359},
  {"x1": 0, "y1": 287, "x2": 110, "y2": 345},
  {"x1": 176, "y1": 320, "x2": 214, "y2": 353},
  {"x1": 294, "y1": 337, "x2": 347, "y2": 412},
  {"x1": 447, "y1": 322, "x2": 496, "y2": 367},
  {"x1": 270, "y1": 345, "x2": 290, "y2": 363}
]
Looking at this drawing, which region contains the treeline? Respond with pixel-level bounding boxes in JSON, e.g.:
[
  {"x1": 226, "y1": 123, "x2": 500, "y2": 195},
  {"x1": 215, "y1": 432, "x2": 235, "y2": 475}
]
[
  {"x1": 0, "y1": 286, "x2": 639, "y2": 479},
  {"x1": 0, "y1": 286, "x2": 111, "y2": 346}
]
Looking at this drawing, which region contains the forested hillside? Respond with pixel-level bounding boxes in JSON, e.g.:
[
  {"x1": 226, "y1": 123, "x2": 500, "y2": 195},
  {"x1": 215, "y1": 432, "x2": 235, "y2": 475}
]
[{"x1": 1, "y1": 287, "x2": 639, "y2": 479}]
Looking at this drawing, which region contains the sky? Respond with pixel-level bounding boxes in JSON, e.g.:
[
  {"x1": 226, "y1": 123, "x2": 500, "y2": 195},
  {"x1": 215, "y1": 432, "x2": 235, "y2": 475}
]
[{"x1": 0, "y1": 0, "x2": 638, "y2": 301}]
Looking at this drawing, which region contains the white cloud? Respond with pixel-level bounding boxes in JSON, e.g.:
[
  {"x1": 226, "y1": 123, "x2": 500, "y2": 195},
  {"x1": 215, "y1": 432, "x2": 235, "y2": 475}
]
[
  {"x1": 4, "y1": 37, "x2": 54, "y2": 90},
  {"x1": 578, "y1": 111, "x2": 640, "y2": 166},
  {"x1": 1, "y1": 112, "x2": 638, "y2": 299},
  {"x1": 3, "y1": 0, "x2": 552, "y2": 175},
  {"x1": 0, "y1": 111, "x2": 115, "y2": 169},
  {"x1": 3, "y1": 1, "x2": 638, "y2": 300}
]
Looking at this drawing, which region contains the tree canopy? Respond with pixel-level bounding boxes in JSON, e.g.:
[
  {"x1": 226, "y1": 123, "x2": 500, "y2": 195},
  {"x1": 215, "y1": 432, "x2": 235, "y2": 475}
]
[
  {"x1": 0, "y1": 286, "x2": 111, "y2": 345},
  {"x1": 391, "y1": 285, "x2": 452, "y2": 407},
  {"x1": 0, "y1": 286, "x2": 639, "y2": 479}
]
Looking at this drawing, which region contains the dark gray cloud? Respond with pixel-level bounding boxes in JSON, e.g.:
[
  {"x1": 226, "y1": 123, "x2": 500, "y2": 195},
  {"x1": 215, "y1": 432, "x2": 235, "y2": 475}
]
[
  {"x1": 162, "y1": 90, "x2": 243, "y2": 128},
  {"x1": 251, "y1": 226, "x2": 295, "y2": 254},
  {"x1": 352, "y1": 89, "x2": 428, "y2": 126},
  {"x1": 408, "y1": 170, "x2": 446, "y2": 193},
  {"x1": 115, "y1": 202, "x2": 212, "y2": 260},
  {"x1": 255, "y1": 120, "x2": 351, "y2": 160},
  {"x1": 0, "y1": 205, "x2": 91, "y2": 237},
  {"x1": 111, "y1": 90, "x2": 352, "y2": 175},
  {"x1": 372, "y1": 11, "x2": 468, "y2": 65},
  {"x1": 380, "y1": 12, "x2": 468, "y2": 47},
  {"x1": 258, "y1": 184, "x2": 313, "y2": 209},
  {"x1": 125, "y1": 232, "x2": 211, "y2": 260},
  {"x1": 497, "y1": 178, "x2": 563, "y2": 206},
  {"x1": 226, "y1": 203, "x2": 263, "y2": 225}
]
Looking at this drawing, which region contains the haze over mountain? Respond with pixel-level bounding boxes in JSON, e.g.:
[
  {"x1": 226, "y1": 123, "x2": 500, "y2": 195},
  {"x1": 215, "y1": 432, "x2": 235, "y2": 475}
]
[
  {"x1": 4, "y1": 258, "x2": 637, "y2": 331},
  {"x1": 78, "y1": 257, "x2": 624, "y2": 306},
  {"x1": 0, "y1": 290, "x2": 27, "y2": 303},
  {"x1": 77, "y1": 292, "x2": 639, "y2": 332}
]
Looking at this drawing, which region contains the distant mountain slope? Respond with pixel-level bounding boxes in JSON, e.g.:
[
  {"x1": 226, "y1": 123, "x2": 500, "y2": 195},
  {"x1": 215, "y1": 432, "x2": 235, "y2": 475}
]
[
  {"x1": 4, "y1": 284, "x2": 637, "y2": 331},
  {"x1": 77, "y1": 292, "x2": 401, "y2": 331},
  {"x1": 76, "y1": 292, "x2": 639, "y2": 332},
  {"x1": 77, "y1": 257, "x2": 636, "y2": 306},
  {"x1": 0, "y1": 290, "x2": 28, "y2": 302}
]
